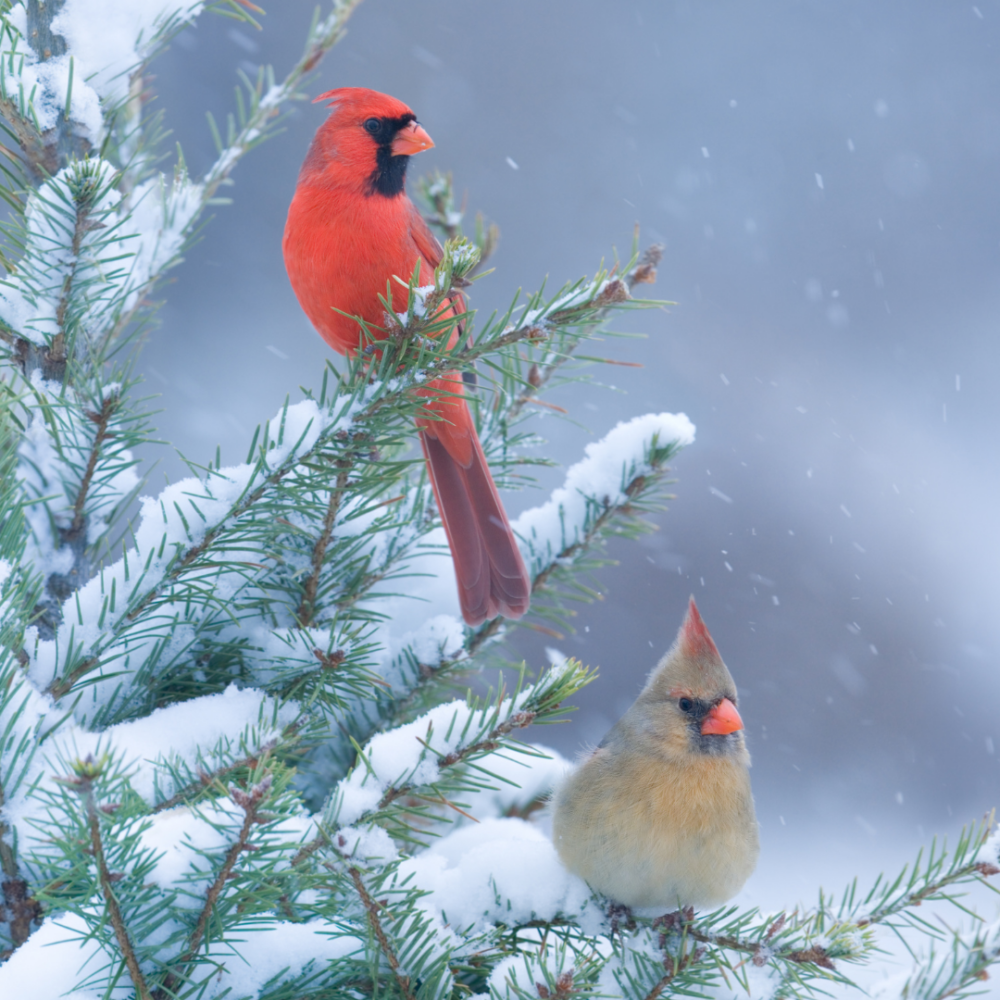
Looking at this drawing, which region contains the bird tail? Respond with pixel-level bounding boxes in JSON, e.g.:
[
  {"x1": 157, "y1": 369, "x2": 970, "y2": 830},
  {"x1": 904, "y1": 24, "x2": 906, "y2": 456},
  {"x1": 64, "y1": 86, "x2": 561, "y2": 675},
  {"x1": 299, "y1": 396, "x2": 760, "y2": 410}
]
[{"x1": 419, "y1": 420, "x2": 531, "y2": 627}]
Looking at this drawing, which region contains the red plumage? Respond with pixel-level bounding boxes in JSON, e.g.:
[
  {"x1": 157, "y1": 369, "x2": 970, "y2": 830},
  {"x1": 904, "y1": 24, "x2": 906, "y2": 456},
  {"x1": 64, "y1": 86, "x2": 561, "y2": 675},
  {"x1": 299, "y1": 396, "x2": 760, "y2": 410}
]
[{"x1": 282, "y1": 87, "x2": 530, "y2": 626}]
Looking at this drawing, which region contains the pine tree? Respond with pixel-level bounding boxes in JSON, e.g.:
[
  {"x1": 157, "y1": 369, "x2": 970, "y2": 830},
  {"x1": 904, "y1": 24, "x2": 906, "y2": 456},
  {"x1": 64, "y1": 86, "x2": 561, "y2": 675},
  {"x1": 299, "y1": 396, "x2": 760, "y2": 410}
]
[{"x1": 0, "y1": 3, "x2": 997, "y2": 998}]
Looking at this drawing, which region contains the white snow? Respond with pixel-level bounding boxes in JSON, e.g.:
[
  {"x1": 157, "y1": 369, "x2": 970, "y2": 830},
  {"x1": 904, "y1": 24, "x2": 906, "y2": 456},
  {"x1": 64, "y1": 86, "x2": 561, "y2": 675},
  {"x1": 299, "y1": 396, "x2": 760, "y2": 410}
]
[
  {"x1": 0, "y1": 908, "x2": 363, "y2": 999},
  {"x1": 977, "y1": 823, "x2": 1000, "y2": 869},
  {"x1": 457, "y1": 742, "x2": 571, "y2": 823},
  {"x1": 330, "y1": 674, "x2": 558, "y2": 829},
  {"x1": 398, "y1": 816, "x2": 596, "y2": 935},
  {"x1": 514, "y1": 412, "x2": 696, "y2": 572},
  {"x1": 0, "y1": 2, "x2": 206, "y2": 144},
  {"x1": 197, "y1": 920, "x2": 364, "y2": 999}
]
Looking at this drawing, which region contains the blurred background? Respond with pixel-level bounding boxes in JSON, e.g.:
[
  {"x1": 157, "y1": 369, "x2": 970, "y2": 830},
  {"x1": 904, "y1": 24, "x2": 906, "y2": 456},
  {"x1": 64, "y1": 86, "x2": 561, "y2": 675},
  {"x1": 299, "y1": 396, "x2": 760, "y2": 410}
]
[{"x1": 141, "y1": 0, "x2": 999, "y2": 939}]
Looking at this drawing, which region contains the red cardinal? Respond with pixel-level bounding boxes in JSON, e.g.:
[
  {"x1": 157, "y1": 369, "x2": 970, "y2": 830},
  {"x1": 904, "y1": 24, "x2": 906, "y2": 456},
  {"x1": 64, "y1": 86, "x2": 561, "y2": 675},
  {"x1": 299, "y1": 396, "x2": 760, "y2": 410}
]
[{"x1": 282, "y1": 87, "x2": 530, "y2": 626}]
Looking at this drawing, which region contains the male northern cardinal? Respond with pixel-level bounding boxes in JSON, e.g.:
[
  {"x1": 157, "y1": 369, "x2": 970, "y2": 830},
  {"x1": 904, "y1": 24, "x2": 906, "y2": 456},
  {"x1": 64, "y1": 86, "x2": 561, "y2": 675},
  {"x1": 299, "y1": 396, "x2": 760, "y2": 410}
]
[
  {"x1": 282, "y1": 88, "x2": 530, "y2": 626},
  {"x1": 552, "y1": 598, "x2": 759, "y2": 909}
]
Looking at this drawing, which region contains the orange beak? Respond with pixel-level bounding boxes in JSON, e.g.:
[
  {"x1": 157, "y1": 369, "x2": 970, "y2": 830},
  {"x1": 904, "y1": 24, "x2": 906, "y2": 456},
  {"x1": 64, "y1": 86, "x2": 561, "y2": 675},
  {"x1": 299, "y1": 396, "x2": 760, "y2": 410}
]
[
  {"x1": 392, "y1": 121, "x2": 435, "y2": 156},
  {"x1": 700, "y1": 697, "x2": 743, "y2": 736}
]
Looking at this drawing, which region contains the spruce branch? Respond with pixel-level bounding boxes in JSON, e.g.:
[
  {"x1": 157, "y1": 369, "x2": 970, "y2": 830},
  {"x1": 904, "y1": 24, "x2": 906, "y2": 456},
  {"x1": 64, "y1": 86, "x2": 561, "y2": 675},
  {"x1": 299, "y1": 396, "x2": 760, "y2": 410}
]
[
  {"x1": 375, "y1": 705, "x2": 539, "y2": 813},
  {"x1": 505, "y1": 240, "x2": 664, "y2": 423},
  {"x1": 65, "y1": 756, "x2": 154, "y2": 1000},
  {"x1": 200, "y1": 0, "x2": 364, "y2": 204},
  {"x1": 348, "y1": 864, "x2": 418, "y2": 1000},
  {"x1": 297, "y1": 467, "x2": 350, "y2": 628},
  {"x1": 10, "y1": 1, "x2": 92, "y2": 176},
  {"x1": 418, "y1": 170, "x2": 500, "y2": 271},
  {"x1": 154, "y1": 774, "x2": 273, "y2": 999},
  {"x1": 150, "y1": 735, "x2": 285, "y2": 814}
]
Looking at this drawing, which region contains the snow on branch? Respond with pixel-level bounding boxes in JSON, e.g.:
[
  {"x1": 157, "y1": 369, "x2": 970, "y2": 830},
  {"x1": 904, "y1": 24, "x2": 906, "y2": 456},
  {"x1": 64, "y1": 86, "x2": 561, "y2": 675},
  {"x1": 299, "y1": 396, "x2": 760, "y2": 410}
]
[
  {"x1": 514, "y1": 411, "x2": 695, "y2": 577},
  {"x1": 896, "y1": 919, "x2": 1000, "y2": 1000},
  {"x1": 25, "y1": 396, "x2": 353, "y2": 707},
  {"x1": 323, "y1": 656, "x2": 589, "y2": 839},
  {"x1": 303, "y1": 407, "x2": 696, "y2": 797},
  {"x1": 0, "y1": 159, "x2": 129, "y2": 349}
]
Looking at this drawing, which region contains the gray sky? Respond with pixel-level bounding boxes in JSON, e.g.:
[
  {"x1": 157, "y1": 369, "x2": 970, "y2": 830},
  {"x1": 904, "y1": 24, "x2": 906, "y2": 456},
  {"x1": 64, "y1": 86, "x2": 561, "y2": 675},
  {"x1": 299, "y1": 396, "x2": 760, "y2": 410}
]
[{"x1": 141, "y1": 0, "x2": 1000, "y2": 922}]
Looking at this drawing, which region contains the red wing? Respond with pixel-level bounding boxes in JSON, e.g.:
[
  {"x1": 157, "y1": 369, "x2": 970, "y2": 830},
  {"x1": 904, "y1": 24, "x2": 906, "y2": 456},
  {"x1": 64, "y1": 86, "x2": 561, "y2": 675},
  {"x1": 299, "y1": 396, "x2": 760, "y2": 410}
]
[
  {"x1": 409, "y1": 203, "x2": 469, "y2": 345},
  {"x1": 409, "y1": 203, "x2": 444, "y2": 269}
]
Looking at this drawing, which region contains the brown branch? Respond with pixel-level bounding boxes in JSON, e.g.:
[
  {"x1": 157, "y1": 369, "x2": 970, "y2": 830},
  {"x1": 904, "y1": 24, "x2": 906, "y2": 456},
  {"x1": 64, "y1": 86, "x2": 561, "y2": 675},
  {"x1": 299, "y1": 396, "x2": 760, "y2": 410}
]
[
  {"x1": 376, "y1": 708, "x2": 537, "y2": 811},
  {"x1": 71, "y1": 393, "x2": 118, "y2": 533},
  {"x1": 150, "y1": 736, "x2": 284, "y2": 814},
  {"x1": 290, "y1": 708, "x2": 538, "y2": 868},
  {"x1": 348, "y1": 864, "x2": 417, "y2": 1000},
  {"x1": 1, "y1": 3, "x2": 93, "y2": 179},
  {"x1": 643, "y1": 946, "x2": 704, "y2": 1000},
  {"x1": 296, "y1": 468, "x2": 349, "y2": 627},
  {"x1": 684, "y1": 924, "x2": 835, "y2": 971},
  {"x1": 0, "y1": 872, "x2": 43, "y2": 952},
  {"x1": 0, "y1": 96, "x2": 50, "y2": 179},
  {"x1": 83, "y1": 782, "x2": 153, "y2": 1000},
  {"x1": 854, "y1": 859, "x2": 995, "y2": 930},
  {"x1": 153, "y1": 776, "x2": 270, "y2": 999},
  {"x1": 506, "y1": 244, "x2": 662, "y2": 422},
  {"x1": 0, "y1": 743, "x2": 42, "y2": 951}
]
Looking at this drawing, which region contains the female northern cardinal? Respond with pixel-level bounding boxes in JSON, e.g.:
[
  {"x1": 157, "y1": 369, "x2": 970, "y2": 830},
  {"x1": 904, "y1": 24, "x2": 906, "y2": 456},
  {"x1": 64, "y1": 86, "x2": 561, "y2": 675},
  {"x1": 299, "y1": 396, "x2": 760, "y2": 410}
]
[
  {"x1": 282, "y1": 88, "x2": 530, "y2": 626},
  {"x1": 552, "y1": 599, "x2": 759, "y2": 908}
]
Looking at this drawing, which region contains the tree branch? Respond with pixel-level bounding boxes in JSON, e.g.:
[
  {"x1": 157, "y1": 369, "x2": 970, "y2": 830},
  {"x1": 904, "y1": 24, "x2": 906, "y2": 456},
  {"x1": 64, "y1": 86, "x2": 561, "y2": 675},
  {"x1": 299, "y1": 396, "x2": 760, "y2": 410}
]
[
  {"x1": 376, "y1": 707, "x2": 537, "y2": 811},
  {"x1": 22, "y1": 1, "x2": 92, "y2": 174},
  {"x1": 149, "y1": 736, "x2": 285, "y2": 814},
  {"x1": 153, "y1": 775, "x2": 270, "y2": 999},
  {"x1": 348, "y1": 864, "x2": 417, "y2": 1000},
  {"x1": 506, "y1": 243, "x2": 662, "y2": 423},
  {"x1": 81, "y1": 776, "x2": 153, "y2": 1000},
  {"x1": 297, "y1": 468, "x2": 349, "y2": 627}
]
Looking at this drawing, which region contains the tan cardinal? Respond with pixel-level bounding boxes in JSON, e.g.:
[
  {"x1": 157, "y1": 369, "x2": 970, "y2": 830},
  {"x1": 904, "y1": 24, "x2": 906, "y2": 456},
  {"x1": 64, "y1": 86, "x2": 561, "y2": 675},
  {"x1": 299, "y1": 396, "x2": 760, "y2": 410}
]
[{"x1": 552, "y1": 598, "x2": 759, "y2": 909}]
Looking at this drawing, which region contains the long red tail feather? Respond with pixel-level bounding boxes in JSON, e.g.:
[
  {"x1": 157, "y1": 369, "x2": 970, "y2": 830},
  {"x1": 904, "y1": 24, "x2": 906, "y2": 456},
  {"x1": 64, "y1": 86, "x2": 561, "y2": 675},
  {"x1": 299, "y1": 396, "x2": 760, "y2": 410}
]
[{"x1": 419, "y1": 426, "x2": 531, "y2": 626}]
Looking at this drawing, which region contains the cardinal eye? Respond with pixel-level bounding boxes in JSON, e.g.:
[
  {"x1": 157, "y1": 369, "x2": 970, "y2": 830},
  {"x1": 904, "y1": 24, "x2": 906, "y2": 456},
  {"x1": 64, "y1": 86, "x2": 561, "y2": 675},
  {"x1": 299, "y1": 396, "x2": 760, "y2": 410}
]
[
  {"x1": 678, "y1": 697, "x2": 694, "y2": 713},
  {"x1": 363, "y1": 117, "x2": 381, "y2": 134}
]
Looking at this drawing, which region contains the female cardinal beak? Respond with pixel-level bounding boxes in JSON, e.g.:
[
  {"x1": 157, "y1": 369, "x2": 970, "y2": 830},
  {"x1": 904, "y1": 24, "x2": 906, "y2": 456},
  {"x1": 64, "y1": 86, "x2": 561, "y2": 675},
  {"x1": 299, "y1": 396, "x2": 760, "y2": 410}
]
[
  {"x1": 392, "y1": 121, "x2": 435, "y2": 156},
  {"x1": 700, "y1": 697, "x2": 743, "y2": 735}
]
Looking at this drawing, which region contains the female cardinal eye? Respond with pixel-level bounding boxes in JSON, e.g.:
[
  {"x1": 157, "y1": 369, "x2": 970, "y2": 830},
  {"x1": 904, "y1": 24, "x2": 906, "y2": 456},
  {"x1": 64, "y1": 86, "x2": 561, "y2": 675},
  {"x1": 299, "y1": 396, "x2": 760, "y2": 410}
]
[
  {"x1": 678, "y1": 697, "x2": 694, "y2": 713},
  {"x1": 363, "y1": 117, "x2": 381, "y2": 134}
]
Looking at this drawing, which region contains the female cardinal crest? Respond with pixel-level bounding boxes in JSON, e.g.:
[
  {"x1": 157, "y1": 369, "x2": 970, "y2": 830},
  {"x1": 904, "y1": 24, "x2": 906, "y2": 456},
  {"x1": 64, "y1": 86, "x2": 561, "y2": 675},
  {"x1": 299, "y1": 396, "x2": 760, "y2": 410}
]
[{"x1": 282, "y1": 87, "x2": 531, "y2": 626}]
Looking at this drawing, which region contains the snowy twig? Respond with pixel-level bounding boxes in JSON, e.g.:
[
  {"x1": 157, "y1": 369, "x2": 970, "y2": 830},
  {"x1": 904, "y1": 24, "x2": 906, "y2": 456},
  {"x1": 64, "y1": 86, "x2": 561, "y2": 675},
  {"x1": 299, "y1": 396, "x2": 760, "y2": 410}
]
[
  {"x1": 200, "y1": 0, "x2": 363, "y2": 204},
  {"x1": 65, "y1": 758, "x2": 154, "y2": 1000},
  {"x1": 419, "y1": 170, "x2": 499, "y2": 271},
  {"x1": 297, "y1": 468, "x2": 350, "y2": 628},
  {"x1": 347, "y1": 864, "x2": 418, "y2": 1000},
  {"x1": 149, "y1": 735, "x2": 284, "y2": 814},
  {"x1": 154, "y1": 775, "x2": 272, "y2": 999},
  {"x1": 507, "y1": 240, "x2": 663, "y2": 423},
  {"x1": 377, "y1": 707, "x2": 538, "y2": 812}
]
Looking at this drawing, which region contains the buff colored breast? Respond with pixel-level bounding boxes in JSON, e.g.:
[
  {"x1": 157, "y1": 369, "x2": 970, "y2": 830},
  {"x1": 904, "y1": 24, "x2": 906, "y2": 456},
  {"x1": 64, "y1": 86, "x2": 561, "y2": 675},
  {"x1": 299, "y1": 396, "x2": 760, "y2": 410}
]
[{"x1": 553, "y1": 745, "x2": 758, "y2": 908}]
